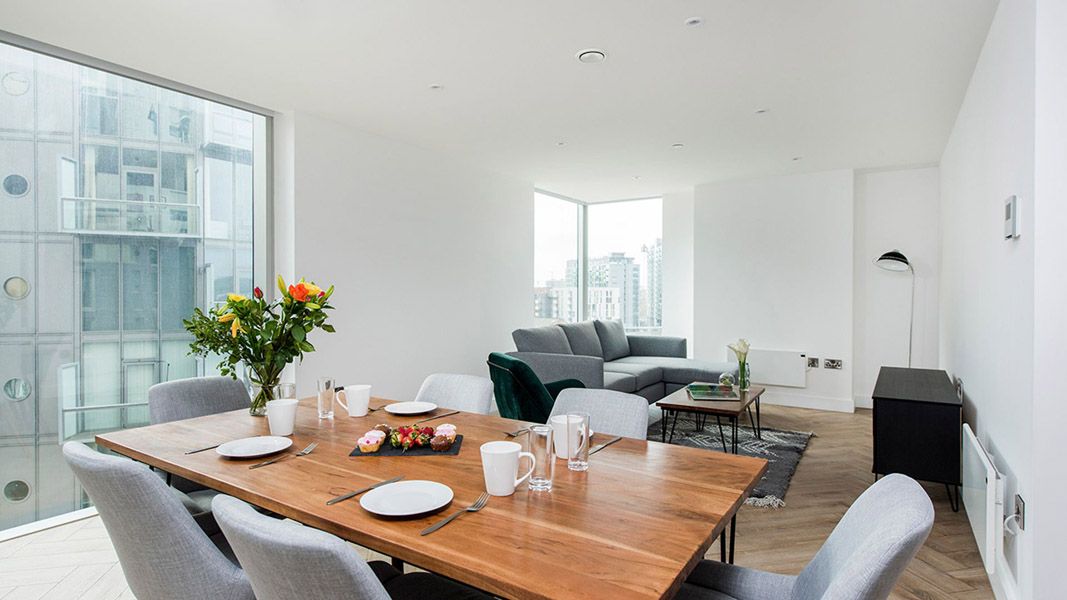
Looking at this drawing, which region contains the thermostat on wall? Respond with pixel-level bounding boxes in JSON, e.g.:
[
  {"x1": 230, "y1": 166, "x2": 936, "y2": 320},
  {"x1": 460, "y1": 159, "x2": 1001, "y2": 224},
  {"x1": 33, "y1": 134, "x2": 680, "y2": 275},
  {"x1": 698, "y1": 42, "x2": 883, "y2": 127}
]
[{"x1": 1004, "y1": 195, "x2": 1020, "y2": 239}]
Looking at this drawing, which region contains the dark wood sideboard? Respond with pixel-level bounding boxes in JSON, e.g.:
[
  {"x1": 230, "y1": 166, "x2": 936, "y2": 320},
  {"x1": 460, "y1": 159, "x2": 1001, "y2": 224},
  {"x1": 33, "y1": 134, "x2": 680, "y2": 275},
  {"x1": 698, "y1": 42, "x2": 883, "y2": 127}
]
[{"x1": 872, "y1": 366, "x2": 962, "y2": 511}]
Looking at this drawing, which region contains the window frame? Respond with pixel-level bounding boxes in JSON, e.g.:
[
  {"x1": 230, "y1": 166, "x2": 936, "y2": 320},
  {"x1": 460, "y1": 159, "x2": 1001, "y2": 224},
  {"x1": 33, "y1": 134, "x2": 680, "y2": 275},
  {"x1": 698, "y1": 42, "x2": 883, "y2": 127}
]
[{"x1": 535, "y1": 189, "x2": 662, "y2": 328}]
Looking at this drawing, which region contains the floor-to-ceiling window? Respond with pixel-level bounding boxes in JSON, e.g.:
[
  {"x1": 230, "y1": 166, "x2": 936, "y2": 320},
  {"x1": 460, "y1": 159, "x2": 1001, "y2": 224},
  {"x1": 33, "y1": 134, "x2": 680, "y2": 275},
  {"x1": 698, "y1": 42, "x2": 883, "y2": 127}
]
[
  {"x1": 0, "y1": 41, "x2": 267, "y2": 530},
  {"x1": 533, "y1": 193, "x2": 662, "y2": 333}
]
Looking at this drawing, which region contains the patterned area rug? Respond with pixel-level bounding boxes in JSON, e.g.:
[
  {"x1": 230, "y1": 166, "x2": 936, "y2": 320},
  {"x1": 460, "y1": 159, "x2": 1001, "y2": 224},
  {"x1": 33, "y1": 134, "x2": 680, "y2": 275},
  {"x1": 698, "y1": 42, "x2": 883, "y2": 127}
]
[{"x1": 647, "y1": 412, "x2": 813, "y2": 508}]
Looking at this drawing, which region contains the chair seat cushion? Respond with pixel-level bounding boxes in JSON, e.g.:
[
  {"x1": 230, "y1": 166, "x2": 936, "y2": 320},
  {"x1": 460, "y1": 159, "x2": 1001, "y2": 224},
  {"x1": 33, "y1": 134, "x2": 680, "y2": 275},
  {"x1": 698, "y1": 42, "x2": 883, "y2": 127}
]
[
  {"x1": 604, "y1": 361, "x2": 663, "y2": 389},
  {"x1": 682, "y1": 560, "x2": 796, "y2": 600},
  {"x1": 369, "y1": 561, "x2": 490, "y2": 600},
  {"x1": 610, "y1": 357, "x2": 737, "y2": 385},
  {"x1": 603, "y1": 371, "x2": 637, "y2": 392},
  {"x1": 673, "y1": 584, "x2": 739, "y2": 600}
]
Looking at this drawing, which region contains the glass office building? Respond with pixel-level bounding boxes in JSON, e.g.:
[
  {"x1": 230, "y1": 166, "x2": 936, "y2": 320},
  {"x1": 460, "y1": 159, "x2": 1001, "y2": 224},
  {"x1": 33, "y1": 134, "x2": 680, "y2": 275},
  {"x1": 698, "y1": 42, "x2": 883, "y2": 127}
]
[{"x1": 0, "y1": 42, "x2": 266, "y2": 530}]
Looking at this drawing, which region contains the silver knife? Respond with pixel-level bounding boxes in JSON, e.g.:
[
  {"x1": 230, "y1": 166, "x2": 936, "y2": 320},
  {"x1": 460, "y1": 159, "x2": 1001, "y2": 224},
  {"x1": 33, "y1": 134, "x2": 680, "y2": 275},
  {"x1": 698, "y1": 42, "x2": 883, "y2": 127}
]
[
  {"x1": 589, "y1": 436, "x2": 623, "y2": 455},
  {"x1": 185, "y1": 443, "x2": 221, "y2": 455},
  {"x1": 414, "y1": 410, "x2": 460, "y2": 425},
  {"x1": 326, "y1": 476, "x2": 404, "y2": 505}
]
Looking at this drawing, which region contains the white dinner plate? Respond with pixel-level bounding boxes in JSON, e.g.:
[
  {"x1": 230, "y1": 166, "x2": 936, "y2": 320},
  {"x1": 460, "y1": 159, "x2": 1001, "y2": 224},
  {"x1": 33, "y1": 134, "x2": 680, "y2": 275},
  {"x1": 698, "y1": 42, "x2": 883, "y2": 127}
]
[
  {"x1": 216, "y1": 436, "x2": 293, "y2": 459},
  {"x1": 360, "y1": 480, "x2": 454, "y2": 517},
  {"x1": 384, "y1": 401, "x2": 438, "y2": 415}
]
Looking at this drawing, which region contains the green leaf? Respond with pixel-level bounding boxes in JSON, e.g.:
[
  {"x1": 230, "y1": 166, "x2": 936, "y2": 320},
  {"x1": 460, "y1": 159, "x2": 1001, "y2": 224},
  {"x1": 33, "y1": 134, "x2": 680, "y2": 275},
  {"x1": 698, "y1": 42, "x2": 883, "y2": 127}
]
[
  {"x1": 322, "y1": 324, "x2": 335, "y2": 333},
  {"x1": 306, "y1": 303, "x2": 321, "y2": 310},
  {"x1": 291, "y1": 325, "x2": 305, "y2": 342}
]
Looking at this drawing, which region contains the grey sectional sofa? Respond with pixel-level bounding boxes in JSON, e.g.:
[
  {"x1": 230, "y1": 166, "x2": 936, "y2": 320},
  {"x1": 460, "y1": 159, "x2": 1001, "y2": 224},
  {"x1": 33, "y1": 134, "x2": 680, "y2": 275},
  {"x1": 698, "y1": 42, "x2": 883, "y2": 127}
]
[{"x1": 509, "y1": 320, "x2": 737, "y2": 403}]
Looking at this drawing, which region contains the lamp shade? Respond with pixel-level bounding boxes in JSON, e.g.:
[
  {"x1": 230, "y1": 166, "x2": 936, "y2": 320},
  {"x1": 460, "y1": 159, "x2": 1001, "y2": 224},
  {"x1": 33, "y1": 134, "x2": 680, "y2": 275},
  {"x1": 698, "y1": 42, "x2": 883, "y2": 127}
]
[{"x1": 875, "y1": 250, "x2": 911, "y2": 272}]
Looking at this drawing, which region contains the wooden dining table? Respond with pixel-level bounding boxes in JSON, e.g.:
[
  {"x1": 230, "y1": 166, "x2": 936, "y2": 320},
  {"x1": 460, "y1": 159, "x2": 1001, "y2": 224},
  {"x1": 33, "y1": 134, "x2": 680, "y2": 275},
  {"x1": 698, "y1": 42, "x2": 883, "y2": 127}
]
[{"x1": 96, "y1": 397, "x2": 768, "y2": 600}]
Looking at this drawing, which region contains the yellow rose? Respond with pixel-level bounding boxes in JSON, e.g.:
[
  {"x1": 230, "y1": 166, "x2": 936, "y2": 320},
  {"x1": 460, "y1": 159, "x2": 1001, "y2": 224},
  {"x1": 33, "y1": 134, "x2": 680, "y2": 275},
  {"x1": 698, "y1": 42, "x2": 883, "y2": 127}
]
[
  {"x1": 228, "y1": 293, "x2": 248, "y2": 302},
  {"x1": 218, "y1": 313, "x2": 236, "y2": 323},
  {"x1": 304, "y1": 283, "x2": 323, "y2": 297},
  {"x1": 230, "y1": 317, "x2": 242, "y2": 338}
]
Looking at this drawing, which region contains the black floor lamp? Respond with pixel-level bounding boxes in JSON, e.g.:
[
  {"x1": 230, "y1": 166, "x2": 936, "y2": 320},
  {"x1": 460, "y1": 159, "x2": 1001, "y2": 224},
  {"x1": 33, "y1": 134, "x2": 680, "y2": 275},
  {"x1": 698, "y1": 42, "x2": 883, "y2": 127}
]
[{"x1": 875, "y1": 250, "x2": 914, "y2": 367}]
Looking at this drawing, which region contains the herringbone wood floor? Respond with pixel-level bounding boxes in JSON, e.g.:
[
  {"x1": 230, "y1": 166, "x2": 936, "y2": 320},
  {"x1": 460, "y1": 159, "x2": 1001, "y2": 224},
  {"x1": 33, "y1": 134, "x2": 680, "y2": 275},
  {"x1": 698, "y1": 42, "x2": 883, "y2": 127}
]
[{"x1": 0, "y1": 405, "x2": 991, "y2": 599}]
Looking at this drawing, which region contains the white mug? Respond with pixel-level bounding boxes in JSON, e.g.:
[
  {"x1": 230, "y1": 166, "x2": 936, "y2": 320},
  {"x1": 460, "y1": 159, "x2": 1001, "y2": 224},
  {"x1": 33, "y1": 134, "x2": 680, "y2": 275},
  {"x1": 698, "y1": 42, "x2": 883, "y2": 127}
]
[
  {"x1": 336, "y1": 385, "x2": 371, "y2": 417},
  {"x1": 480, "y1": 441, "x2": 536, "y2": 497},
  {"x1": 266, "y1": 399, "x2": 299, "y2": 436},
  {"x1": 549, "y1": 414, "x2": 589, "y2": 460}
]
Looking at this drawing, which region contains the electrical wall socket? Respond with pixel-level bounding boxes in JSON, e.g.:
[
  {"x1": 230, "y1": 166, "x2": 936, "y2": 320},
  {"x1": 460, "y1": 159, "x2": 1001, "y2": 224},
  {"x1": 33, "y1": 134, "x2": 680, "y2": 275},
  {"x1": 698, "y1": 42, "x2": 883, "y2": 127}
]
[
  {"x1": 807, "y1": 357, "x2": 819, "y2": 368},
  {"x1": 824, "y1": 359, "x2": 843, "y2": 370},
  {"x1": 1015, "y1": 494, "x2": 1026, "y2": 530}
]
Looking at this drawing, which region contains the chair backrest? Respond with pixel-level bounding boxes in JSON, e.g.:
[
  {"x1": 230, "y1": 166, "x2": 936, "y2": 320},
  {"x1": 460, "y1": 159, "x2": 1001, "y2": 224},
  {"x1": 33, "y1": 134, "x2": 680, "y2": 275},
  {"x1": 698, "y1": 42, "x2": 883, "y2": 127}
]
[
  {"x1": 212, "y1": 494, "x2": 390, "y2": 600},
  {"x1": 549, "y1": 388, "x2": 648, "y2": 440},
  {"x1": 61, "y1": 442, "x2": 253, "y2": 600},
  {"x1": 486, "y1": 352, "x2": 555, "y2": 423},
  {"x1": 414, "y1": 373, "x2": 494, "y2": 414},
  {"x1": 793, "y1": 473, "x2": 934, "y2": 600},
  {"x1": 149, "y1": 376, "x2": 250, "y2": 424}
]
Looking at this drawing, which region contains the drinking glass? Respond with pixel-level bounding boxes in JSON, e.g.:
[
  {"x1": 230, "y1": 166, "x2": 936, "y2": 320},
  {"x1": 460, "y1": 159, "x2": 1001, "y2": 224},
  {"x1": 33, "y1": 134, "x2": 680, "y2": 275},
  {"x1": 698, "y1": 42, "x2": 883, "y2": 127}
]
[
  {"x1": 317, "y1": 377, "x2": 335, "y2": 419},
  {"x1": 273, "y1": 382, "x2": 296, "y2": 401},
  {"x1": 527, "y1": 425, "x2": 555, "y2": 492},
  {"x1": 566, "y1": 412, "x2": 590, "y2": 472}
]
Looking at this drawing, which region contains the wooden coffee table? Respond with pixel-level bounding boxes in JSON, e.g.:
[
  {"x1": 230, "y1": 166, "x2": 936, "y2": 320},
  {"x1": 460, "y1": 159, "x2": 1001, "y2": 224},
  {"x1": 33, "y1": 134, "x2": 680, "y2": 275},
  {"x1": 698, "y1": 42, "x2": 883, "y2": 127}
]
[{"x1": 655, "y1": 385, "x2": 767, "y2": 453}]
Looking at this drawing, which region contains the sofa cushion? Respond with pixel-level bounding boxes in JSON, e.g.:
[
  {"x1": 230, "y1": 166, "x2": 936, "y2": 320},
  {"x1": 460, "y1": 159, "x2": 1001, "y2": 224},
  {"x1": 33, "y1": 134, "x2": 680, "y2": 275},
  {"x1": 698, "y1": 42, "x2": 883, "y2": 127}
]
[
  {"x1": 610, "y1": 356, "x2": 737, "y2": 385},
  {"x1": 512, "y1": 326, "x2": 573, "y2": 354},
  {"x1": 604, "y1": 361, "x2": 663, "y2": 389},
  {"x1": 594, "y1": 320, "x2": 631, "y2": 361},
  {"x1": 603, "y1": 371, "x2": 637, "y2": 393},
  {"x1": 558, "y1": 321, "x2": 604, "y2": 358}
]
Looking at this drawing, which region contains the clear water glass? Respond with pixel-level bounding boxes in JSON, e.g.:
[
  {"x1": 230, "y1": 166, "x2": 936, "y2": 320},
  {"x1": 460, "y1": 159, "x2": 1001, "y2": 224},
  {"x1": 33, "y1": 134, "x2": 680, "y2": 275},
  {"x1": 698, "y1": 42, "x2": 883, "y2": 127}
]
[
  {"x1": 528, "y1": 425, "x2": 555, "y2": 491},
  {"x1": 317, "y1": 377, "x2": 335, "y2": 419},
  {"x1": 273, "y1": 382, "x2": 296, "y2": 400},
  {"x1": 567, "y1": 412, "x2": 590, "y2": 472}
]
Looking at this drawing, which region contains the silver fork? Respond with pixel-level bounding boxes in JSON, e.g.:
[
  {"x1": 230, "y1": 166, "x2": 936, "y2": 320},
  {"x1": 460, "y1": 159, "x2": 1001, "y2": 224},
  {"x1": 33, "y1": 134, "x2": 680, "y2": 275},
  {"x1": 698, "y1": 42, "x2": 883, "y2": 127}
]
[
  {"x1": 249, "y1": 442, "x2": 318, "y2": 469},
  {"x1": 504, "y1": 427, "x2": 529, "y2": 438},
  {"x1": 420, "y1": 492, "x2": 490, "y2": 536}
]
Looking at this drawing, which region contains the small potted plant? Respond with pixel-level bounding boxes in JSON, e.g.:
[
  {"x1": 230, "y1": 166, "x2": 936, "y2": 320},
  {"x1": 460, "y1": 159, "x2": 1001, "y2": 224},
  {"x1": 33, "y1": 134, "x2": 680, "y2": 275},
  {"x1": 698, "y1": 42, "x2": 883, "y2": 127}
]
[{"x1": 184, "y1": 275, "x2": 336, "y2": 415}]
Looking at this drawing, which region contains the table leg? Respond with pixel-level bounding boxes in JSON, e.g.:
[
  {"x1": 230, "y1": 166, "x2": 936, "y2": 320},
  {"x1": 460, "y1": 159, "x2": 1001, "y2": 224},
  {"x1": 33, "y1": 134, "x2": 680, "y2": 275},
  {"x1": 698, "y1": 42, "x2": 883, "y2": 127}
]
[
  {"x1": 716, "y1": 416, "x2": 727, "y2": 453},
  {"x1": 392, "y1": 557, "x2": 404, "y2": 571},
  {"x1": 729, "y1": 514, "x2": 736, "y2": 564},
  {"x1": 947, "y1": 484, "x2": 960, "y2": 512},
  {"x1": 731, "y1": 416, "x2": 739, "y2": 454},
  {"x1": 668, "y1": 411, "x2": 680, "y2": 444},
  {"x1": 720, "y1": 529, "x2": 727, "y2": 562},
  {"x1": 661, "y1": 410, "x2": 668, "y2": 443},
  {"x1": 755, "y1": 397, "x2": 762, "y2": 439},
  {"x1": 746, "y1": 405, "x2": 758, "y2": 438}
]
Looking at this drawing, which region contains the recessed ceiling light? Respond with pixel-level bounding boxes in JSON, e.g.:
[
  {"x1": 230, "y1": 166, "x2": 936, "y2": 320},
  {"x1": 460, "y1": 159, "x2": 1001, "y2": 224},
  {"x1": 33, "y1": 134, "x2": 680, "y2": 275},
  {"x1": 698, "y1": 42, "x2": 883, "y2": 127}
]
[
  {"x1": 755, "y1": 108, "x2": 769, "y2": 115},
  {"x1": 792, "y1": 156, "x2": 803, "y2": 161},
  {"x1": 557, "y1": 141, "x2": 567, "y2": 147},
  {"x1": 576, "y1": 49, "x2": 607, "y2": 64},
  {"x1": 671, "y1": 143, "x2": 685, "y2": 149},
  {"x1": 685, "y1": 17, "x2": 704, "y2": 27},
  {"x1": 428, "y1": 83, "x2": 443, "y2": 90},
  {"x1": 633, "y1": 175, "x2": 642, "y2": 180}
]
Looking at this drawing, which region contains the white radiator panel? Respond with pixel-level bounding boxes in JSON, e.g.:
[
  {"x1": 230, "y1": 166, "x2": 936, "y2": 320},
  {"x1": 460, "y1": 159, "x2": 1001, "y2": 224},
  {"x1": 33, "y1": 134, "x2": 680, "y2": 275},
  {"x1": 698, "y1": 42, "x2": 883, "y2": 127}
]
[
  {"x1": 962, "y1": 424, "x2": 999, "y2": 574},
  {"x1": 725, "y1": 348, "x2": 807, "y2": 388}
]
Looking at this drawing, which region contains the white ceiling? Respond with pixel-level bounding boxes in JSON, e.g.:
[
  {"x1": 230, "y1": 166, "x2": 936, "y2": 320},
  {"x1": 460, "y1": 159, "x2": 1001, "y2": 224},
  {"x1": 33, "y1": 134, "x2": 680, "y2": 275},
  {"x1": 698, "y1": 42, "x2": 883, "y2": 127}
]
[{"x1": 1, "y1": 0, "x2": 997, "y2": 201}]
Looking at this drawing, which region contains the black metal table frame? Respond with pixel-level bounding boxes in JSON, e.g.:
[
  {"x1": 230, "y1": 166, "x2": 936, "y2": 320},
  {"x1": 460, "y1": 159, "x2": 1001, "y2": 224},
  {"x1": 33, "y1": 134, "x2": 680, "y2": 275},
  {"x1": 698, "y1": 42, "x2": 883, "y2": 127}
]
[{"x1": 658, "y1": 398, "x2": 761, "y2": 565}]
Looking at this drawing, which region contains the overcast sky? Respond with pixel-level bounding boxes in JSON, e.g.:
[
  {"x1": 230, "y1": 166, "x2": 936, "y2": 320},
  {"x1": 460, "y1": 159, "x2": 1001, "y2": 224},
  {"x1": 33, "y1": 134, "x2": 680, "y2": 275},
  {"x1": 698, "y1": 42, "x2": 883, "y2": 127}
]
[{"x1": 534, "y1": 193, "x2": 662, "y2": 286}]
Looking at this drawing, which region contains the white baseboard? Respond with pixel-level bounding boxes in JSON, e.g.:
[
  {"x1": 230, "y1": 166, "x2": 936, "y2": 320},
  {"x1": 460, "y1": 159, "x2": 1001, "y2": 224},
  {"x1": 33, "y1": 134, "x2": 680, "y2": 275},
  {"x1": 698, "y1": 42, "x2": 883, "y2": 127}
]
[
  {"x1": 991, "y1": 553, "x2": 1020, "y2": 600},
  {"x1": 0, "y1": 506, "x2": 99, "y2": 543},
  {"x1": 854, "y1": 394, "x2": 873, "y2": 409},
  {"x1": 760, "y1": 391, "x2": 855, "y2": 413}
]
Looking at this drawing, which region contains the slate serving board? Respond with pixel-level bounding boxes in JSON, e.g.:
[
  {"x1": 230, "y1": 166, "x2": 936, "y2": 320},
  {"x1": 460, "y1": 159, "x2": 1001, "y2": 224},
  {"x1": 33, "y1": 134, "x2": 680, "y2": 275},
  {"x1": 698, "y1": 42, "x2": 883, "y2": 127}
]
[{"x1": 349, "y1": 435, "x2": 464, "y2": 457}]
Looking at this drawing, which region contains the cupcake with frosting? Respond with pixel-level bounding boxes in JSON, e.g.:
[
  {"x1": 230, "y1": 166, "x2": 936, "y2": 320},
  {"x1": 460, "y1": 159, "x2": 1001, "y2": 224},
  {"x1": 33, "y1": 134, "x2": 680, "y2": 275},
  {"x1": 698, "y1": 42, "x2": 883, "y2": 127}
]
[
  {"x1": 434, "y1": 424, "x2": 457, "y2": 442},
  {"x1": 364, "y1": 430, "x2": 387, "y2": 443},
  {"x1": 357, "y1": 435, "x2": 383, "y2": 453}
]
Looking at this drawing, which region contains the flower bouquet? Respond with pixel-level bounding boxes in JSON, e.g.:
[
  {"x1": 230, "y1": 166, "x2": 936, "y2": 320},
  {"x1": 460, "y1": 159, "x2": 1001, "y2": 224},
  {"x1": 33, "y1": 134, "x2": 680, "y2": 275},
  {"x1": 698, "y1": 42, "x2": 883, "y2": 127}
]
[
  {"x1": 184, "y1": 276, "x2": 336, "y2": 415},
  {"x1": 728, "y1": 338, "x2": 751, "y2": 391}
]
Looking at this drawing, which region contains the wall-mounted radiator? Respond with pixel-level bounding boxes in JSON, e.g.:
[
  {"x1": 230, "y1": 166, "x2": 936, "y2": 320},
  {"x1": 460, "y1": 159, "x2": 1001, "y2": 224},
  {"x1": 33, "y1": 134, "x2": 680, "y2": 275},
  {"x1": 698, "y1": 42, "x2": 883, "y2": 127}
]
[
  {"x1": 962, "y1": 424, "x2": 1002, "y2": 574},
  {"x1": 724, "y1": 348, "x2": 808, "y2": 388}
]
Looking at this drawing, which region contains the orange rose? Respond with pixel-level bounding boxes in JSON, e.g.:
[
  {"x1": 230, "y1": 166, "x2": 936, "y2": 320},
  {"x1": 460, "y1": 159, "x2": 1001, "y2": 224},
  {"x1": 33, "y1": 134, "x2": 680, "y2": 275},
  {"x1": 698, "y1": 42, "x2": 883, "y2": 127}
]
[{"x1": 288, "y1": 283, "x2": 310, "y2": 302}]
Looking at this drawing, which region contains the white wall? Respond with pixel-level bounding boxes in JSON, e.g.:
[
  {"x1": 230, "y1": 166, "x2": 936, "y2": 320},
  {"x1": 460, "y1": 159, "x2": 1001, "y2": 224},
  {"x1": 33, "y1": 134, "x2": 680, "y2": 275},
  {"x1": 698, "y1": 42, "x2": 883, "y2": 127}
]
[
  {"x1": 1029, "y1": 1, "x2": 1067, "y2": 597},
  {"x1": 852, "y1": 167, "x2": 940, "y2": 408},
  {"x1": 693, "y1": 170, "x2": 854, "y2": 412},
  {"x1": 939, "y1": 0, "x2": 1035, "y2": 594},
  {"x1": 661, "y1": 190, "x2": 694, "y2": 351},
  {"x1": 280, "y1": 112, "x2": 534, "y2": 401}
]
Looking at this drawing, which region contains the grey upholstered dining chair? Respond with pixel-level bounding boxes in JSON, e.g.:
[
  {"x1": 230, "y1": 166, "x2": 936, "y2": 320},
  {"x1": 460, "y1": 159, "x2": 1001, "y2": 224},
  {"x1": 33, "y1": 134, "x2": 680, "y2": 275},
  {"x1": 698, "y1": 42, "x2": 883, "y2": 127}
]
[
  {"x1": 148, "y1": 376, "x2": 250, "y2": 507},
  {"x1": 414, "y1": 373, "x2": 495, "y2": 415},
  {"x1": 549, "y1": 387, "x2": 649, "y2": 440},
  {"x1": 62, "y1": 442, "x2": 254, "y2": 600},
  {"x1": 676, "y1": 474, "x2": 934, "y2": 600},
  {"x1": 212, "y1": 494, "x2": 490, "y2": 600}
]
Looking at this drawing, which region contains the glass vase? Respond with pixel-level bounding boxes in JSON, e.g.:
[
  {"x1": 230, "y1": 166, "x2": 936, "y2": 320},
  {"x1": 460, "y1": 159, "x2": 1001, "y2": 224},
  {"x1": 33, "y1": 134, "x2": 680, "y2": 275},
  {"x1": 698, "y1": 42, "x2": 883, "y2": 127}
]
[
  {"x1": 738, "y1": 361, "x2": 750, "y2": 392},
  {"x1": 246, "y1": 366, "x2": 280, "y2": 416}
]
